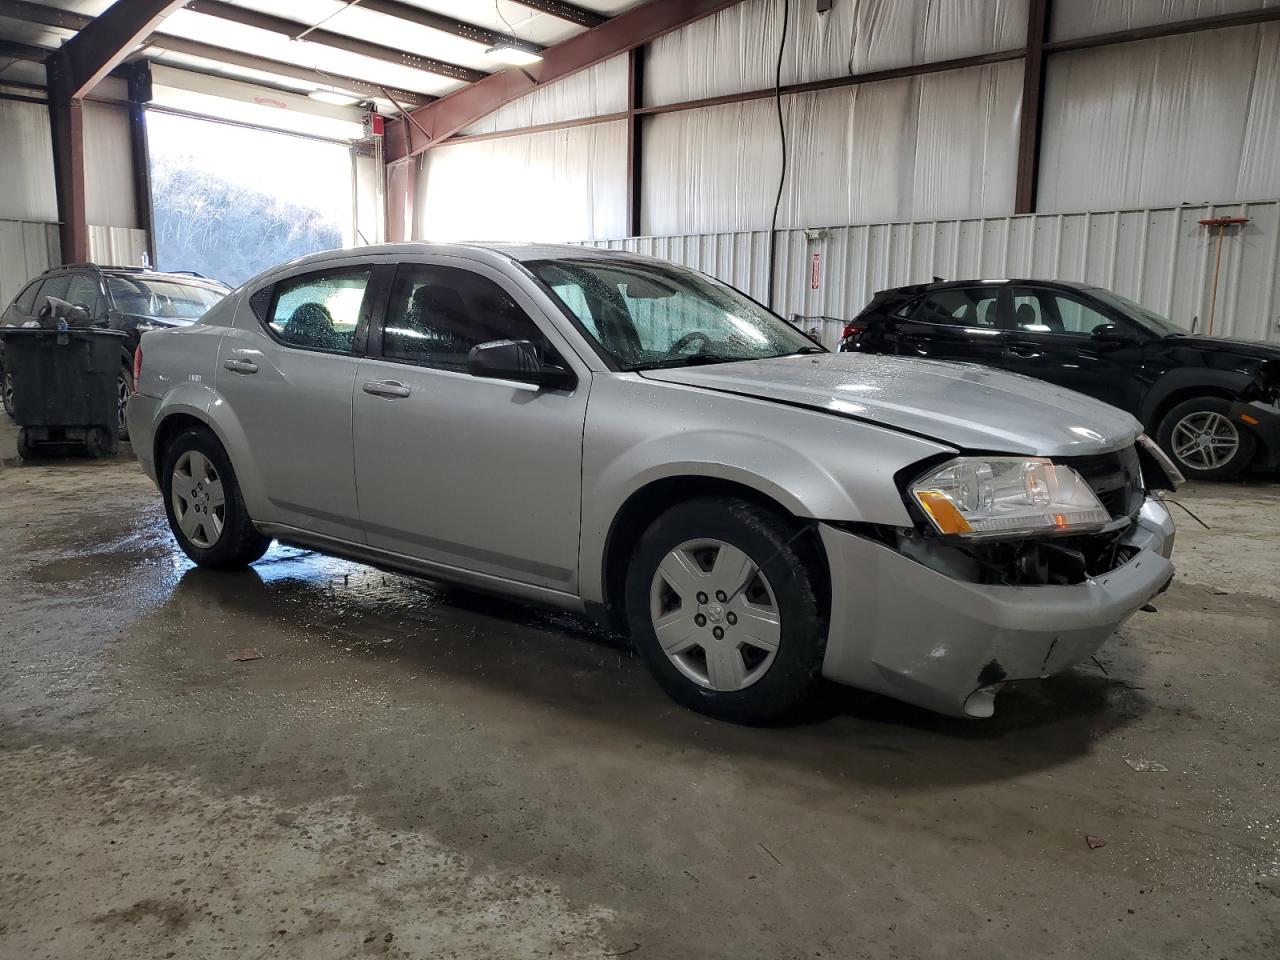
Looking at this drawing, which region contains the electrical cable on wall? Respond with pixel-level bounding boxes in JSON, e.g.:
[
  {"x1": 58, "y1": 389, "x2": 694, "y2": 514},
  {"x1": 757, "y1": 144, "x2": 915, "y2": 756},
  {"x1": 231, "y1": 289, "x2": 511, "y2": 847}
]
[{"x1": 766, "y1": 0, "x2": 790, "y2": 313}]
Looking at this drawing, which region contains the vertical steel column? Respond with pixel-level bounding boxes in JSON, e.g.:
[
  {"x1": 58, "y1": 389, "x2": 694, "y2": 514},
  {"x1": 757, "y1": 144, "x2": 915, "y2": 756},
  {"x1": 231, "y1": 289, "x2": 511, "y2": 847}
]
[
  {"x1": 46, "y1": 51, "x2": 87, "y2": 264},
  {"x1": 126, "y1": 63, "x2": 157, "y2": 266},
  {"x1": 1015, "y1": 0, "x2": 1050, "y2": 215},
  {"x1": 626, "y1": 45, "x2": 645, "y2": 238}
]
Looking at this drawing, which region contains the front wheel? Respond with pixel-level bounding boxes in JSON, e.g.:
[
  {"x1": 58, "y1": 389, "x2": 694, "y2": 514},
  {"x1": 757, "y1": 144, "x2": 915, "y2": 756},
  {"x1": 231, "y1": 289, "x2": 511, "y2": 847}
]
[
  {"x1": 624, "y1": 497, "x2": 827, "y2": 724},
  {"x1": 161, "y1": 428, "x2": 271, "y2": 570},
  {"x1": 1157, "y1": 397, "x2": 1255, "y2": 481}
]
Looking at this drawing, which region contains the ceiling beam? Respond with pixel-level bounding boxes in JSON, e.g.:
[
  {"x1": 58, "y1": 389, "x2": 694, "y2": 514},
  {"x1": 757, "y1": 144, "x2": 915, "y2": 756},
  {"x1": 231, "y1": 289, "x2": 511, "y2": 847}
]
[
  {"x1": 137, "y1": 35, "x2": 432, "y2": 106},
  {"x1": 46, "y1": 0, "x2": 186, "y2": 99},
  {"x1": 0, "y1": 37, "x2": 51, "y2": 63},
  {"x1": 0, "y1": 1, "x2": 430, "y2": 105},
  {"x1": 356, "y1": 0, "x2": 545, "y2": 55},
  {"x1": 183, "y1": 0, "x2": 487, "y2": 84},
  {"x1": 385, "y1": 0, "x2": 746, "y2": 162},
  {"x1": 509, "y1": 1, "x2": 606, "y2": 29}
]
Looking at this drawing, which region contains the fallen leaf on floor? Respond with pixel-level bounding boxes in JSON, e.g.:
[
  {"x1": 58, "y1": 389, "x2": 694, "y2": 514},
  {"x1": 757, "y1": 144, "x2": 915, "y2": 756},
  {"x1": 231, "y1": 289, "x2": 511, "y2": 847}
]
[
  {"x1": 227, "y1": 651, "x2": 263, "y2": 663},
  {"x1": 1124, "y1": 758, "x2": 1168, "y2": 773},
  {"x1": 1086, "y1": 835, "x2": 1107, "y2": 849}
]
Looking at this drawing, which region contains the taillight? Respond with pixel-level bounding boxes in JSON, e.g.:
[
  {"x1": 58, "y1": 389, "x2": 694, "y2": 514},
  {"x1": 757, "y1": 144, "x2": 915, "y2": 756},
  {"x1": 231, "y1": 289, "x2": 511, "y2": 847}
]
[
  {"x1": 132, "y1": 344, "x2": 143, "y2": 391},
  {"x1": 842, "y1": 318, "x2": 869, "y2": 340}
]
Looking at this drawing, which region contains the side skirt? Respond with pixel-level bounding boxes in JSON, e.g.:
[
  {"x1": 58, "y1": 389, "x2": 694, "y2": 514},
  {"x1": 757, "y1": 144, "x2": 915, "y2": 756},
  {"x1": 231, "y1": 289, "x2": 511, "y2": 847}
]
[{"x1": 254, "y1": 522, "x2": 587, "y2": 614}]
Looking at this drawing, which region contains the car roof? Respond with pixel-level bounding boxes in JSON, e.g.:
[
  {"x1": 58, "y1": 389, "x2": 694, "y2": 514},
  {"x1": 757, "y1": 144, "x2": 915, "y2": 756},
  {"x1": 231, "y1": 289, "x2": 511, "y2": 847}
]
[
  {"x1": 265, "y1": 241, "x2": 666, "y2": 272},
  {"x1": 878, "y1": 278, "x2": 1102, "y2": 297},
  {"x1": 37, "y1": 264, "x2": 229, "y2": 289}
]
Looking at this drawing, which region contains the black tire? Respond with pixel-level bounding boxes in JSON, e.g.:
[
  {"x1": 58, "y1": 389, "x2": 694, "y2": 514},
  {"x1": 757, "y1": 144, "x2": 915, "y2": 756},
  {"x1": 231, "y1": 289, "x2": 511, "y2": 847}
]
[
  {"x1": 84, "y1": 425, "x2": 116, "y2": 459},
  {"x1": 1156, "y1": 396, "x2": 1255, "y2": 481},
  {"x1": 16, "y1": 427, "x2": 37, "y2": 460},
  {"x1": 2, "y1": 366, "x2": 14, "y2": 420},
  {"x1": 117, "y1": 367, "x2": 132, "y2": 441},
  {"x1": 160, "y1": 427, "x2": 271, "y2": 570},
  {"x1": 624, "y1": 497, "x2": 827, "y2": 724}
]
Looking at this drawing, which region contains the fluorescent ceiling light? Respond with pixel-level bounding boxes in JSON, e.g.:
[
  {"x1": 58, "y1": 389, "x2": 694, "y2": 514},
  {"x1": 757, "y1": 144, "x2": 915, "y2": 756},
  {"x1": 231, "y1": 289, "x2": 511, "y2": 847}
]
[
  {"x1": 308, "y1": 90, "x2": 361, "y2": 107},
  {"x1": 485, "y1": 44, "x2": 543, "y2": 66}
]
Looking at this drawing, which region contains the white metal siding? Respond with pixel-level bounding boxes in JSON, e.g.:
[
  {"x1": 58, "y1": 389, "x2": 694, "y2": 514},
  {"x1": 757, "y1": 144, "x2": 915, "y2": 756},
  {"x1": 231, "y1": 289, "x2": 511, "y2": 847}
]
[
  {"x1": 585, "y1": 200, "x2": 1280, "y2": 348},
  {"x1": 0, "y1": 221, "x2": 60, "y2": 310}
]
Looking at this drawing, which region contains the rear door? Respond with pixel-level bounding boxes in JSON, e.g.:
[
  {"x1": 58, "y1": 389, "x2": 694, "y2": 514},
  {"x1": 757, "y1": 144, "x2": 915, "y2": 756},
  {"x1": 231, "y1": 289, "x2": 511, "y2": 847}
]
[
  {"x1": 1002, "y1": 286, "x2": 1145, "y2": 413},
  {"x1": 352, "y1": 258, "x2": 588, "y2": 592},
  {"x1": 216, "y1": 262, "x2": 388, "y2": 543},
  {"x1": 884, "y1": 286, "x2": 1007, "y2": 367}
]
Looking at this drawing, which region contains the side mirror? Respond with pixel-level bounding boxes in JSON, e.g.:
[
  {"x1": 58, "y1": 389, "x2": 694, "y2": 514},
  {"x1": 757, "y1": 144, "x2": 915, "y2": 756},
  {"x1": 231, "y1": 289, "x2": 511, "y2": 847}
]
[
  {"x1": 467, "y1": 339, "x2": 576, "y2": 390},
  {"x1": 1090, "y1": 323, "x2": 1137, "y2": 345}
]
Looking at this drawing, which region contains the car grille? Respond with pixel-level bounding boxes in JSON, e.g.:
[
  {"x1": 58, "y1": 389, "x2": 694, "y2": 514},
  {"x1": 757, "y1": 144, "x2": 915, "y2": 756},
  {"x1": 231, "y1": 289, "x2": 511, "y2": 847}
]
[{"x1": 1060, "y1": 445, "x2": 1143, "y2": 520}]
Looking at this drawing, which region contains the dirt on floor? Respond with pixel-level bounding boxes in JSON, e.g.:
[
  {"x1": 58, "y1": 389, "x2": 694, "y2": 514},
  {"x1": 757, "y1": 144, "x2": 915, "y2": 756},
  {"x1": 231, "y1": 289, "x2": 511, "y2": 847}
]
[{"x1": 0, "y1": 419, "x2": 1277, "y2": 960}]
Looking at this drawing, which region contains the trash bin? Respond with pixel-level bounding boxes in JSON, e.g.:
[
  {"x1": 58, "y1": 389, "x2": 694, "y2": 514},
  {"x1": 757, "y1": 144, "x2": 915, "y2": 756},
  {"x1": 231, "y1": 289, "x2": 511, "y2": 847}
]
[{"x1": 0, "y1": 327, "x2": 128, "y2": 459}]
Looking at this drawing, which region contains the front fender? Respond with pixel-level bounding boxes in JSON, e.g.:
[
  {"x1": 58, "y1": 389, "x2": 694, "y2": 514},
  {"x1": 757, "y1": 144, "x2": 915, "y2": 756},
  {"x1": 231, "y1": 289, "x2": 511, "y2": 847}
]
[
  {"x1": 1140, "y1": 367, "x2": 1253, "y2": 428},
  {"x1": 577, "y1": 374, "x2": 954, "y2": 604}
]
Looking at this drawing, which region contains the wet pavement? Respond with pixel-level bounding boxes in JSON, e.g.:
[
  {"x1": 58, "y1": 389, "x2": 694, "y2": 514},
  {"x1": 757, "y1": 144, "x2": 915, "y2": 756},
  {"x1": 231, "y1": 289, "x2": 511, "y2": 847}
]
[{"x1": 1, "y1": 420, "x2": 1278, "y2": 959}]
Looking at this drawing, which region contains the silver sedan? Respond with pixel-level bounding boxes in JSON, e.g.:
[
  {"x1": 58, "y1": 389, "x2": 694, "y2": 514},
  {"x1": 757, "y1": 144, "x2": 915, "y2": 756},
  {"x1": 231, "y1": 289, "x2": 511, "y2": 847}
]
[{"x1": 128, "y1": 243, "x2": 1178, "y2": 722}]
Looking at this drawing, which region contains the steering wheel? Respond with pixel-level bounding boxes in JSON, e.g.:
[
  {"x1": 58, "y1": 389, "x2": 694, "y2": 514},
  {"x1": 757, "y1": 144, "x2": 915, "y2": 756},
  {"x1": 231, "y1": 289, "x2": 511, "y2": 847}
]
[{"x1": 663, "y1": 330, "x2": 713, "y2": 358}]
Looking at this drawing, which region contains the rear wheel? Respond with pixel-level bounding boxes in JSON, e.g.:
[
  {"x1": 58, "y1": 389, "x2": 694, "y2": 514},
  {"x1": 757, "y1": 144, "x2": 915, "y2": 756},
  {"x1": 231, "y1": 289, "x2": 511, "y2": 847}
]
[
  {"x1": 624, "y1": 497, "x2": 826, "y2": 724},
  {"x1": 1157, "y1": 396, "x2": 1254, "y2": 481},
  {"x1": 161, "y1": 428, "x2": 270, "y2": 569}
]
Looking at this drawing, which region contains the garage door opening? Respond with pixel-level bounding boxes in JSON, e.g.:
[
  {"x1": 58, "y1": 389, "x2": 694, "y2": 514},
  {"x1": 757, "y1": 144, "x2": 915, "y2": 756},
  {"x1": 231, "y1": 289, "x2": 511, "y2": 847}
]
[{"x1": 147, "y1": 110, "x2": 356, "y2": 288}]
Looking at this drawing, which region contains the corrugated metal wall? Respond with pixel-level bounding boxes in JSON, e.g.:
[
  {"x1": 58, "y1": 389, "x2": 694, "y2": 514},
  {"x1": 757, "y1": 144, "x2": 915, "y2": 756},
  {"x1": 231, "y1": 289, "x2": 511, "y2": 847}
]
[
  {"x1": 88, "y1": 226, "x2": 149, "y2": 267},
  {"x1": 0, "y1": 220, "x2": 60, "y2": 309},
  {"x1": 586, "y1": 200, "x2": 1280, "y2": 347}
]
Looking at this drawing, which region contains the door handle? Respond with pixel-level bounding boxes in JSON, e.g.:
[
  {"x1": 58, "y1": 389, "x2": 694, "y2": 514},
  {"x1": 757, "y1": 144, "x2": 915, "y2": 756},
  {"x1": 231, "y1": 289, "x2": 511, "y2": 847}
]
[
  {"x1": 223, "y1": 358, "x2": 258, "y2": 374},
  {"x1": 1007, "y1": 340, "x2": 1042, "y2": 359},
  {"x1": 362, "y1": 379, "x2": 411, "y2": 398}
]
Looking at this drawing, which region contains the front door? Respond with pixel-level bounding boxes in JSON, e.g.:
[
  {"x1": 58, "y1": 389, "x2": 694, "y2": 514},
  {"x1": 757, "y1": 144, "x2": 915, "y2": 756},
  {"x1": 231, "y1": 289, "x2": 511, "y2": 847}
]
[
  {"x1": 887, "y1": 286, "x2": 1007, "y2": 367},
  {"x1": 352, "y1": 259, "x2": 588, "y2": 593},
  {"x1": 216, "y1": 263, "x2": 381, "y2": 542},
  {"x1": 1001, "y1": 287, "x2": 1145, "y2": 414}
]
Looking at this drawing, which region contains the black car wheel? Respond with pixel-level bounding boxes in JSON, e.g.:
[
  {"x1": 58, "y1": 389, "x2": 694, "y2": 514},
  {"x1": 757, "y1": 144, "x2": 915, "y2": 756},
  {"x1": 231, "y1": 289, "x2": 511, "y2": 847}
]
[
  {"x1": 1157, "y1": 397, "x2": 1255, "y2": 481},
  {"x1": 161, "y1": 427, "x2": 272, "y2": 570},
  {"x1": 624, "y1": 497, "x2": 827, "y2": 724}
]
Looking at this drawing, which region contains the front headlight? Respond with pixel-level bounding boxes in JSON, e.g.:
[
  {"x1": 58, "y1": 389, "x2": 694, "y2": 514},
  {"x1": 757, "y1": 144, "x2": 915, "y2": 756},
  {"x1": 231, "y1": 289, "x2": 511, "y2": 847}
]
[{"x1": 909, "y1": 457, "x2": 1110, "y2": 539}]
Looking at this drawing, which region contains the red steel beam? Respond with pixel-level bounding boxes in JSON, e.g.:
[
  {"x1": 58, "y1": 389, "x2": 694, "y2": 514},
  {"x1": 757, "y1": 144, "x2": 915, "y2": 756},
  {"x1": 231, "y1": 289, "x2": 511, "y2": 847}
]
[
  {"x1": 357, "y1": 0, "x2": 545, "y2": 55},
  {"x1": 1015, "y1": 0, "x2": 1050, "y2": 215},
  {"x1": 1045, "y1": 5, "x2": 1280, "y2": 52},
  {"x1": 626, "y1": 45, "x2": 644, "y2": 238},
  {"x1": 385, "y1": 0, "x2": 747, "y2": 162},
  {"x1": 51, "y1": 0, "x2": 187, "y2": 99}
]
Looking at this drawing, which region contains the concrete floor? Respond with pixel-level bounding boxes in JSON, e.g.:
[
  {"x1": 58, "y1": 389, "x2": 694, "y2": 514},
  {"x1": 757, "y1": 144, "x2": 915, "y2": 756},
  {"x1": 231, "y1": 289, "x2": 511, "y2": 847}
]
[{"x1": 1, "y1": 419, "x2": 1277, "y2": 960}]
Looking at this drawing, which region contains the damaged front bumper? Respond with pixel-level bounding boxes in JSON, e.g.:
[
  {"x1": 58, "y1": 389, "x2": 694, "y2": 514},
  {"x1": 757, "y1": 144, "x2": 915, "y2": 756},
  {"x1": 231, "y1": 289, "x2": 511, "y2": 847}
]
[{"x1": 819, "y1": 497, "x2": 1175, "y2": 718}]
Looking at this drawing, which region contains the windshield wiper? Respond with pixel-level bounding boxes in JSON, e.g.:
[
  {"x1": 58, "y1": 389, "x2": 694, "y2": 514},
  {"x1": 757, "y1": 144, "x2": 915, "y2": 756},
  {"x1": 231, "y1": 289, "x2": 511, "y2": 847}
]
[
  {"x1": 632, "y1": 351, "x2": 740, "y2": 370},
  {"x1": 789, "y1": 345, "x2": 825, "y2": 354}
]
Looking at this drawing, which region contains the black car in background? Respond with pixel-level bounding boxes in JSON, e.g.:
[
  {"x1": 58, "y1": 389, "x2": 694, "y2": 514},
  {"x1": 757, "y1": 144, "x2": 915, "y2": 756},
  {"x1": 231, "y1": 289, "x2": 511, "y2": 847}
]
[
  {"x1": 839, "y1": 279, "x2": 1280, "y2": 480},
  {"x1": 1, "y1": 263, "x2": 228, "y2": 439}
]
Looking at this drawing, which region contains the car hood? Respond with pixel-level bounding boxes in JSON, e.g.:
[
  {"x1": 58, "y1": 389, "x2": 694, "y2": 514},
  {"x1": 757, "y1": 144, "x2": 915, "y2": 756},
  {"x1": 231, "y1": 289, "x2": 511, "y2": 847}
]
[
  {"x1": 1168, "y1": 334, "x2": 1280, "y2": 359},
  {"x1": 639, "y1": 353, "x2": 1142, "y2": 457}
]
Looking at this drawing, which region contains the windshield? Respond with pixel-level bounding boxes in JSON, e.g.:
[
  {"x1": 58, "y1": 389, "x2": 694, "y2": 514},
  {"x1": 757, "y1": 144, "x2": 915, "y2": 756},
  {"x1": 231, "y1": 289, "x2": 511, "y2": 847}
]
[
  {"x1": 1091, "y1": 289, "x2": 1184, "y2": 337},
  {"x1": 107, "y1": 276, "x2": 226, "y2": 321},
  {"x1": 527, "y1": 258, "x2": 820, "y2": 369}
]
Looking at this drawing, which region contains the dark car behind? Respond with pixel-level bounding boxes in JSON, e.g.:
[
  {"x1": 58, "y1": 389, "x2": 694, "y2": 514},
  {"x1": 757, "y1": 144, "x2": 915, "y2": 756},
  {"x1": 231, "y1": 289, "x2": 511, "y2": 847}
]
[
  {"x1": 839, "y1": 279, "x2": 1280, "y2": 480},
  {"x1": 2, "y1": 264, "x2": 228, "y2": 438}
]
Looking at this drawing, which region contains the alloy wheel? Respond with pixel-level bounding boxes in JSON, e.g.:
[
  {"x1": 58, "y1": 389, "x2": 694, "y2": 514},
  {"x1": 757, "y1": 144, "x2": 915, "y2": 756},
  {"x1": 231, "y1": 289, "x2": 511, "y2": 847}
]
[
  {"x1": 1171, "y1": 411, "x2": 1239, "y2": 472},
  {"x1": 648, "y1": 538, "x2": 781, "y2": 692},
  {"x1": 171, "y1": 450, "x2": 225, "y2": 548}
]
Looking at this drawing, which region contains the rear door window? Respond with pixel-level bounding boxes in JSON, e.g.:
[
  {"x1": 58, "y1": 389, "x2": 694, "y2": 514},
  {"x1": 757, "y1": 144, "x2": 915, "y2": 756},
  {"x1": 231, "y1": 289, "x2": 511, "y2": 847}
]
[
  {"x1": 65, "y1": 273, "x2": 102, "y2": 318},
  {"x1": 912, "y1": 288, "x2": 999, "y2": 327},
  {"x1": 35, "y1": 274, "x2": 71, "y2": 307},
  {"x1": 12, "y1": 279, "x2": 43, "y2": 316},
  {"x1": 266, "y1": 268, "x2": 371, "y2": 354}
]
